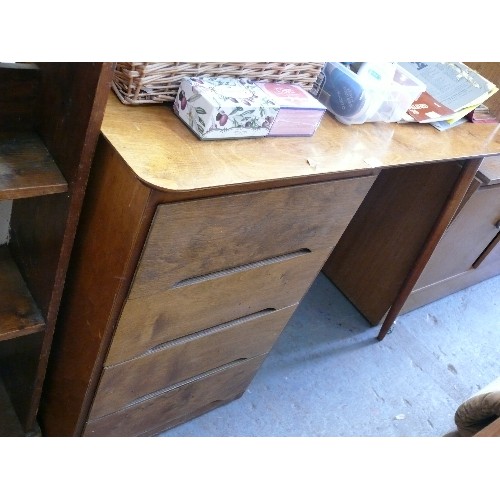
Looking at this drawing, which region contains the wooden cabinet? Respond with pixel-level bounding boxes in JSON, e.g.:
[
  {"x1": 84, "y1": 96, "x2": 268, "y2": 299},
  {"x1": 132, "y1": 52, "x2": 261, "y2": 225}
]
[
  {"x1": 0, "y1": 63, "x2": 113, "y2": 435},
  {"x1": 38, "y1": 94, "x2": 376, "y2": 437}
]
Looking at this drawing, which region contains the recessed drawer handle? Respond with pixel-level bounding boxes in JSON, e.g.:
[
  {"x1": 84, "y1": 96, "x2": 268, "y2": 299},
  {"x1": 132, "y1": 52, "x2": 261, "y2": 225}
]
[
  {"x1": 122, "y1": 358, "x2": 249, "y2": 411},
  {"x1": 472, "y1": 231, "x2": 500, "y2": 269},
  {"x1": 173, "y1": 248, "x2": 312, "y2": 288},
  {"x1": 106, "y1": 308, "x2": 278, "y2": 367},
  {"x1": 144, "y1": 308, "x2": 277, "y2": 355},
  {"x1": 495, "y1": 219, "x2": 500, "y2": 230}
]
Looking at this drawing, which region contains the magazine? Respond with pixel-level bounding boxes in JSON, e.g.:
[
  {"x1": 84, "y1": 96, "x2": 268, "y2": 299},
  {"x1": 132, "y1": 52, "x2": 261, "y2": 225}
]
[{"x1": 398, "y1": 62, "x2": 498, "y2": 126}]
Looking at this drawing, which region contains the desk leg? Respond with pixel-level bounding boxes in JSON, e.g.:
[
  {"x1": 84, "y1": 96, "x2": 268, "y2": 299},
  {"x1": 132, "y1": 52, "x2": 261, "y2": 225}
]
[{"x1": 377, "y1": 157, "x2": 484, "y2": 341}]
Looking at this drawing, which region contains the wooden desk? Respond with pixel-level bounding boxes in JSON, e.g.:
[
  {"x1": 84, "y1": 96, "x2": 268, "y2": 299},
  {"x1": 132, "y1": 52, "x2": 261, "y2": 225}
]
[{"x1": 39, "y1": 93, "x2": 500, "y2": 436}]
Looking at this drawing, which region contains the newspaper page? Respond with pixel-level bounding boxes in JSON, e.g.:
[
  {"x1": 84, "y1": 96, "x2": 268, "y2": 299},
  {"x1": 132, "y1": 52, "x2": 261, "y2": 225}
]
[{"x1": 399, "y1": 62, "x2": 498, "y2": 123}]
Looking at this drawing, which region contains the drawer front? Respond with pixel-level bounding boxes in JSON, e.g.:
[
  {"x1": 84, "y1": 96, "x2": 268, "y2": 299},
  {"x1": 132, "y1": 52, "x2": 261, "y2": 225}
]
[
  {"x1": 128, "y1": 176, "x2": 375, "y2": 300},
  {"x1": 106, "y1": 247, "x2": 332, "y2": 364},
  {"x1": 83, "y1": 356, "x2": 265, "y2": 437},
  {"x1": 90, "y1": 305, "x2": 296, "y2": 419},
  {"x1": 415, "y1": 184, "x2": 500, "y2": 289}
]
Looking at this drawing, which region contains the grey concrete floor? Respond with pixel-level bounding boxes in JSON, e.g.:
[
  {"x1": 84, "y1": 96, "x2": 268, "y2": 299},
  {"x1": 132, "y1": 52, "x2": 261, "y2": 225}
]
[{"x1": 158, "y1": 272, "x2": 500, "y2": 437}]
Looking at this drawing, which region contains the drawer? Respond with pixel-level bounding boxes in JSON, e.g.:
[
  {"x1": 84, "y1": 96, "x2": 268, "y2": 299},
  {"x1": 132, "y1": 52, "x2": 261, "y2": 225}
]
[
  {"x1": 128, "y1": 176, "x2": 376, "y2": 300},
  {"x1": 90, "y1": 305, "x2": 296, "y2": 419},
  {"x1": 83, "y1": 355, "x2": 265, "y2": 437},
  {"x1": 106, "y1": 246, "x2": 332, "y2": 364},
  {"x1": 415, "y1": 183, "x2": 500, "y2": 289}
]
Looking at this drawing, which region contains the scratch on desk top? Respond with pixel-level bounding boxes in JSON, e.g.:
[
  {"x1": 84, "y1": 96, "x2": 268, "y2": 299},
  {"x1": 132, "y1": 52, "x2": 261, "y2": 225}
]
[{"x1": 307, "y1": 158, "x2": 318, "y2": 170}]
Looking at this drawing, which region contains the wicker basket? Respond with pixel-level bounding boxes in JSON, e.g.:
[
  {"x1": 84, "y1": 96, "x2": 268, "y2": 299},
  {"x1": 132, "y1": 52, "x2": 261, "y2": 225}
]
[{"x1": 112, "y1": 62, "x2": 325, "y2": 105}]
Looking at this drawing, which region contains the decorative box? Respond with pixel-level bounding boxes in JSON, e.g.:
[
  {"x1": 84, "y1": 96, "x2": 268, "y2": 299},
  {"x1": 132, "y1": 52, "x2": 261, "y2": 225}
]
[
  {"x1": 255, "y1": 82, "x2": 326, "y2": 136},
  {"x1": 173, "y1": 76, "x2": 279, "y2": 140}
]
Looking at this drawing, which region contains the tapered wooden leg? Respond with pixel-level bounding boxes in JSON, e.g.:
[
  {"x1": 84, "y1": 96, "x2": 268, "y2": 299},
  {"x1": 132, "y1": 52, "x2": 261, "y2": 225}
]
[{"x1": 377, "y1": 158, "x2": 484, "y2": 341}]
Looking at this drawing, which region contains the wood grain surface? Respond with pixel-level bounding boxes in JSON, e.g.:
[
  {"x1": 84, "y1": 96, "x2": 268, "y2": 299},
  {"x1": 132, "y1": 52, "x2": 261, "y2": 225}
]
[
  {"x1": 106, "y1": 247, "x2": 333, "y2": 365},
  {"x1": 101, "y1": 92, "x2": 500, "y2": 192},
  {"x1": 83, "y1": 355, "x2": 265, "y2": 437},
  {"x1": 377, "y1": 158, "x2": 484, "y2": 340},
  {"x1": 90, "y1": 305, "x2": 296, "y2": 419},
  {"x1": 322, "y1": 161, "x2": 463, "y2": 325},
  {"x1": 414, "y1": 183, "x2": 500, "y2": 289},
  {"x1": 39, "y1": 137, "x2": 154, "y2": 437},
  {"x1": 129, "y1": 176, "x2": 375, "y2": 299},
  {"x1": 0, "y1": 132, "x2": 67, "y2": 200}
]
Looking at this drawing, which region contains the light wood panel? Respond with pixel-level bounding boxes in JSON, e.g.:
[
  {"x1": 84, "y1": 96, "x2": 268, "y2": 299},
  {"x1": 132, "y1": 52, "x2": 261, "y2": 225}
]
[
  {"x1": 130, "y1": 175, "x2": 375, "y2": 299},
  {"x1": 101, "y1": 92, "x2": 500, "y2": 192},
  {"x1": 401, "y1": 179, "x2": 500, "y2": 314}
]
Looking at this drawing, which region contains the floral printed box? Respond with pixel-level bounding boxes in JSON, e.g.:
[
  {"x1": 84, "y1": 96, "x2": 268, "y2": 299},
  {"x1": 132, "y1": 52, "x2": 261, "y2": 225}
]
[{"x1": 173, "y1": 76, "x2": 280, "y2": 140}]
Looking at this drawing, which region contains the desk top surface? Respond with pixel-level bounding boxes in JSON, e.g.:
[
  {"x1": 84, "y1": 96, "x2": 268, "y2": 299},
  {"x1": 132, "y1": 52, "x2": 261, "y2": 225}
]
[{"x1": 101, "y1": 92, "x2": 500, "y2": 192}]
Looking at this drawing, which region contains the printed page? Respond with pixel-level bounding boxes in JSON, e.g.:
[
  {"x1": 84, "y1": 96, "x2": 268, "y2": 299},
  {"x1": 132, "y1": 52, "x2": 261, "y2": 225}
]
[{"x1": 399, "y1": 62, "x2": 497, "y2": 112}]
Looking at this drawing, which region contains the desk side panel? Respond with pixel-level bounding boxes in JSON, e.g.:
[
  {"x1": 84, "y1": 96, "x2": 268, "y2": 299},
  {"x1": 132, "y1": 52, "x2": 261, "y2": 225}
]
[
  {"x1": 322, "y1": 161, "x2": 463, "y2": 325},
  {"x1": 39, "y1": 136, "x2": 153, "y2": 436}
]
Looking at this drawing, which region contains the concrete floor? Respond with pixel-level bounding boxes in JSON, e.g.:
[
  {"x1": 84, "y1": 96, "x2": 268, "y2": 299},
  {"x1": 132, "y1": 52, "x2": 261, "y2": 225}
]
[{"x1": 158, "y1": 272, "x2": 500, "y2": 437}]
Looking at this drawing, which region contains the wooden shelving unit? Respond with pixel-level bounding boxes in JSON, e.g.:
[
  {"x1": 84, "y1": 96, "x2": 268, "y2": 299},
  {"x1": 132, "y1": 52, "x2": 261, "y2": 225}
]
[{"x1": 0, "y1": 62, "x2": 114, "y2": 436}]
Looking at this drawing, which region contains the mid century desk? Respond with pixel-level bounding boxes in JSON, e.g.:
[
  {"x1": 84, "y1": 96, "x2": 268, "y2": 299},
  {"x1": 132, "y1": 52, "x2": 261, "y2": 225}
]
[{"x1": 39, "y1": 93, "x2": 500, "y2": 436}]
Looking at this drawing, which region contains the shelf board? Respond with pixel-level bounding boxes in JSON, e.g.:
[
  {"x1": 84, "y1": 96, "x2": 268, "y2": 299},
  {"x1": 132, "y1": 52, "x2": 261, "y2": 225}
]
[
  {"x1": 0, "y1": 245, "x2": 45, "y2": 341},
  {"x1": 0, "y1": 131, "x2": 68, "y2": 200}
]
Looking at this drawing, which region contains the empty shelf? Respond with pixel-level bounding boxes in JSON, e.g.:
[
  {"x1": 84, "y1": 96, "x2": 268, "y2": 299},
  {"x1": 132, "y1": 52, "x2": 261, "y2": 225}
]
[
  {"x1": 0, "y1": 245, "x2": 45, "y2": 341},
  {"x1": 0, "y1": 131, "x2": 67, "y2": 200}
]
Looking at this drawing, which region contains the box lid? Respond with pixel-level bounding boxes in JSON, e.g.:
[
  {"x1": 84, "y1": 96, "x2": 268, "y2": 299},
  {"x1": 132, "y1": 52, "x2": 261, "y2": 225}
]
[{"x1": 182, "y1": 76, "x2": 277, "y2": 109}]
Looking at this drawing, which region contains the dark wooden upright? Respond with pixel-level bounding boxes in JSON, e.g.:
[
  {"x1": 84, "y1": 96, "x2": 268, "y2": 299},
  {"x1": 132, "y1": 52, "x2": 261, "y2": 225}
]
[{"x1": 0, "y1": 63, "x2": 114, "y2": 435}]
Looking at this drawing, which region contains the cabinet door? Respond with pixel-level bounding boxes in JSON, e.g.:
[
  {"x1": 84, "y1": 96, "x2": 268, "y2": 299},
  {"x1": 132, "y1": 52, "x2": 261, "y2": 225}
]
[{"x1": 414, "y1": 184, "x2": 500, "y2": 289}]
